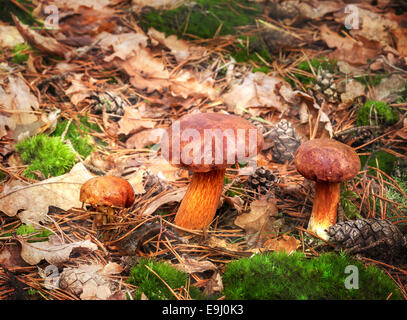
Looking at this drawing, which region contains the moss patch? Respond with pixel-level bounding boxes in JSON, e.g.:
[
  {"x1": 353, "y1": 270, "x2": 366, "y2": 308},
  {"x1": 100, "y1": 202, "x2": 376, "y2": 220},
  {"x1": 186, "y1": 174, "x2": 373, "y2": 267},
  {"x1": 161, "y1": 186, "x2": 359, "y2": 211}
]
[
  {"x1": 138, "y1": 0, "x2": 260, "y2": 39},
  {"x1": 222, "y1": 251, "x2": 402, "y2": 299},
  {"x1": 51, "y1": 117, "x2": 95, "y2": 158},
  {"x1": 15, "y1": 134, "x2": 77, "y2": 180},
  {"x1": 356, "y1": 100, "x2": 399, "y2": 127},
  {"x1": 127, "y1": 258, "x2": 203, "y2": 300}
]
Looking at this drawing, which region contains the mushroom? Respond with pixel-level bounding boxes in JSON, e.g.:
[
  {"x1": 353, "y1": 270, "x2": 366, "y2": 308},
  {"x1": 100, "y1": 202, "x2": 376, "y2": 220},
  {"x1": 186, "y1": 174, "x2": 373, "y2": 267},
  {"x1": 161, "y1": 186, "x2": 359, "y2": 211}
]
[
  {"x1": 294, "y1": 138, "x2": 360, "y2": 240},
  {"x1": 80, "y1": 176, "x2": 135, "y2": 228},
  {"x1": 162, "y1": 113, "x2": 264, "y2": 230}
]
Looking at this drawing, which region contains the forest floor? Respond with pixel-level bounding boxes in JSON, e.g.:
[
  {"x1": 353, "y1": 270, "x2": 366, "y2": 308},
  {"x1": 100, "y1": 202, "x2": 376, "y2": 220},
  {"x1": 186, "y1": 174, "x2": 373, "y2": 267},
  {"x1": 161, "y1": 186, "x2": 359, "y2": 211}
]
[{"x1": 0, "y1": 0, "x2": 407, "y2": 301}]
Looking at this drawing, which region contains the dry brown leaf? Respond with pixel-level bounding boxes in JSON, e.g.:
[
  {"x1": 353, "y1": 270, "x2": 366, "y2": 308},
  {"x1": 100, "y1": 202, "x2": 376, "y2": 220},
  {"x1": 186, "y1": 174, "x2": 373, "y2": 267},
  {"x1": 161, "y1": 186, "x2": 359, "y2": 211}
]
[
  {"x1": 148, "y1": 28, "x2": 207, "y2": 63},
  {"x1": 117, "y1": 106, "x2": 156, "y2": 136},
  {"x1": 320, "y1": 24, "x2": 380, "y2": 66},
  {"x1": 18, "y1": 235, "x2": 97, "y2": 265},
  {"x1": 222, "y1": 72, "x2": 297, "y2": 115},
  {"x1": 125, "y1": 128, "x2": 161, "y2": 150},
  {"x1": 121, "y1": 47, "x2": 217, "y2": 100},
  {"x1": 370, "y1": 74, "x2": 406, "y2": 102},
  {"x1": 97, "y1": 31, "x2": 148, "y2": 62},
  {"x1": 171, "y1": 257, "x2": 217, "y2": 274},
  {"x1": 12, "y1": 15, "x2": 70, "y2": 57},
  {"x1": 0, "y1": 163, "x2": 94, "y2": 225},
  {"x1": 0, "y1": 244, "x2": 28, "y2": 269},
  {"x1": 65, "y1": 73, "x2": 96, "y2": 106},
  {"x1": 234, "y1": 197, "x2": 280, "y2": 248},
  {"x1": 142, "y1": 187, "x2": 186, "y2": 216},
  {"x1": 263, "y1": 234, "x2": 300, "y2": 254}
]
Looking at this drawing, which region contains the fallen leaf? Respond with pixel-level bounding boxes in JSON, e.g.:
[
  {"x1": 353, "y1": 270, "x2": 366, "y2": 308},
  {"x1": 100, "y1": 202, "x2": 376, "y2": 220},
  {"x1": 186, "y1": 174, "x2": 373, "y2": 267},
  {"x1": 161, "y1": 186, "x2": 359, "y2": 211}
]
[
  {"x1": 18, "y1": 235, "x2": 97, "y2": 265},
  {"x1": 234, "y1": 197, "x2": 280, "y2": 248},
  {"x1": 0, "y1": 163, "x2": 94, "y2": 225},
  {"x1": 171, "y1": 257, "x2": 217, "y2": 274},
  {"x1": 125, "y1": 128, "x2": 161, "y2": 150},
  {"x1": 65, "y1": 73, "x2": 97, "y2": 106},
  {"x1": 148, "y1": 28, "x2": 207, "y2": 63},
  {"x1": 142, "y1": 187, "x2": 186, "y2": 216},
  {"x1": 0, "y1": 244, "x2": 28, "y2": 269},
  {"x1": 97, "y1": 31, "x2": 148, "y2": 62},
  {"x1": 117, "y1": 106, "x2": 156, "y2": 136},
  {"x1": 320, "y1": 24, "x2": 380, "y2": 65},
  {"x1": 0, "y1": 25, "x2": 24, "y2": 48},
  {"x1": 263, "y1": 234, "x2": 300, "y2": 254},
  {"x1": 222, "y1": 72, "x2": 298, "y2": 115},
  {"x1": 13, "y1": 15, "x2": 70, "y2": 57}
]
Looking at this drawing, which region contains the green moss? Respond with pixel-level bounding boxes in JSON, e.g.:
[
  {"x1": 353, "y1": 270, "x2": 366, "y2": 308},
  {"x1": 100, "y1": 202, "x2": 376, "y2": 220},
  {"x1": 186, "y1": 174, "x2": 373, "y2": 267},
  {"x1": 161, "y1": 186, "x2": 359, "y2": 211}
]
[
  {"x1": 51, "y1": 118, "x2": 95, "y2": 158},
  {"x1": 340, "y1": 188, "x2": 362, "y2": 219},
  {"x1": 127, "y1": 258, "x2": 203, "y2": 300},
  {"x1": 385, "y1": 173, "x2": 407, "y2": 218},
  {"x1": 139, "y1": 0, "x2": 260, "y2": 39},
  {"x1": 15, "y1": 134, "x2": 77, "y2": 180},
  {"x1": 16, "y1": 224, "x2": 53, "y2": 240},
  {"x1": 356, "y1": 100, "x2": 399, "y2": 126},
  {"x1": 12, "y1": 43, "x2": 30, "y2": 64},
  {"x1": 222, "y1": 251, "x2": 402, "y2": 300},
  {"x1": 359, "y1": 150, "x2": 398, "y2": 175},
  {"x1": 355, "y1": 74, "x2": 386, "y2": 87},
  {"x1": 0, "y1": 0, "x2": 38, "y2": 25}
]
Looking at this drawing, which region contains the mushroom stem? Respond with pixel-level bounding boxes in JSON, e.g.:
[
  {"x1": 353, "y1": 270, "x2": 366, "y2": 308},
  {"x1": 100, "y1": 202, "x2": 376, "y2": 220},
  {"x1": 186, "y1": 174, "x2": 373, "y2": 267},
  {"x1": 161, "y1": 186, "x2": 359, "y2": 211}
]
[
  {"x1": 174, "y1": 169, "x2": 226, "y2": 230},
  {"x1": 307, "y1": 181, "x2": 340, "y2": 240}
]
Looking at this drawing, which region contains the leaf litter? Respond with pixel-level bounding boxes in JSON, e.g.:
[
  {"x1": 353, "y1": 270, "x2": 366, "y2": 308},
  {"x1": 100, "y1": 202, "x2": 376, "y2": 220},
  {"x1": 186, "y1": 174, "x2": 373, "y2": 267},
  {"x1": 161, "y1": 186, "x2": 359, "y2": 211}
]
[{"x1": 0, "y1": 0, "x2": 406, "y2": 300}]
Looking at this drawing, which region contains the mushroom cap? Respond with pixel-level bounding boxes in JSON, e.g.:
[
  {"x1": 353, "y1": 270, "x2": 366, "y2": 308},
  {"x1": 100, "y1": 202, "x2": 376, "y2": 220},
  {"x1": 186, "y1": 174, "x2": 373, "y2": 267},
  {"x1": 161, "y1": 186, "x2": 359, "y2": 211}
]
[
  {"x1": 294, "y1": 138, "x2": 360, "y2": 183},
  {"x1": 162, "y1": 113, "x2": 264, "y2": 172},
  {"x1": 80, "y1": 176, "x2": 135, "y2": 208}
]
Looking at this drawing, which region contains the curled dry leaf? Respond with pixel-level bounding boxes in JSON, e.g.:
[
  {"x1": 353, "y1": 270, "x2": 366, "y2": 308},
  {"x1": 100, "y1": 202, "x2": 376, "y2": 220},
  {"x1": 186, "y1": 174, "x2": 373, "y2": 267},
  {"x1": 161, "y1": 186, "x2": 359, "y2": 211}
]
[
  {"x1": 171, "y1": 257, "x2": 217, "y2": 274},
  {"x1": 222, "y1": 72, "x2": 298, "y2": 115},
  {"x1": 12, "y1": 15, "x2": 70, "y2": 57},
  {"x1": 142, "y1": 187, "x2": 186, "y2": 216},
  {"x1": 17, "y1": 235, "x2": 98, "y2": 265},
  {"x1": 0, "y1": 163, "x2": 94, "y2": 225},
  {"x1": 0, "y1": 244, "x2": 28, "y2": 269}
]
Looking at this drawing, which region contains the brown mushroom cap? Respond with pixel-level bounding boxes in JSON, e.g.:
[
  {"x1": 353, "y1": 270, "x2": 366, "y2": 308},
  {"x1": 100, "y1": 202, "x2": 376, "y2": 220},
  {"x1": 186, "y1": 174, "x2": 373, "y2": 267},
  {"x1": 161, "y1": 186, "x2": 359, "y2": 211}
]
[
  {"x1": 80, "y1": 176, "x2": 135, "y2": 208},
  {"x1": 162, "y1": 113, "x2": 264, "y2": 172},
  {"x1": 295, "y1": 138, "x2": 360, "y2": 183}
]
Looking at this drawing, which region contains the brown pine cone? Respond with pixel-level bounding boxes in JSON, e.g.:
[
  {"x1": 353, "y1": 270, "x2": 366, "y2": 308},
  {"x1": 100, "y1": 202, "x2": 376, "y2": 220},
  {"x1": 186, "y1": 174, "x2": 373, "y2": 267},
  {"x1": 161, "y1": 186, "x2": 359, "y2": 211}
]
[{"x1": 327, "y1": 218, "x2": 407, "y2": 262}]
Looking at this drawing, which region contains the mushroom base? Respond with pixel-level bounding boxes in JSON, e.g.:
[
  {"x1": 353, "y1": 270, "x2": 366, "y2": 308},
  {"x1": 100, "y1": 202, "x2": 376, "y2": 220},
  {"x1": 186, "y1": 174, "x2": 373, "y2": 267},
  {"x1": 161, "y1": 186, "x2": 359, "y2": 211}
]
[
  {"x1": 174, "y1": 169, "x2": 226, "y2": 230},
  {"x1": 307, "y1": 181, "x2": 340, "y2": 240}
]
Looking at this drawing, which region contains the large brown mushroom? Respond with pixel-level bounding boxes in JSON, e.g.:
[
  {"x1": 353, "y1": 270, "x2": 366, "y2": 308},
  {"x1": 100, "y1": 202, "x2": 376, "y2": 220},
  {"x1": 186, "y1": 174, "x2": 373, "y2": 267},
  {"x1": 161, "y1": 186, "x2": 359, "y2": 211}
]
[
  {"x1": 80, "y1": 176, "x2": 135, "y2": 228},
  {"x1": 162, "y1": 113, "x2": 264, "y2": 230},
  {"x1": 294, "y1": 138, "x2": 360, "y2": 240}
]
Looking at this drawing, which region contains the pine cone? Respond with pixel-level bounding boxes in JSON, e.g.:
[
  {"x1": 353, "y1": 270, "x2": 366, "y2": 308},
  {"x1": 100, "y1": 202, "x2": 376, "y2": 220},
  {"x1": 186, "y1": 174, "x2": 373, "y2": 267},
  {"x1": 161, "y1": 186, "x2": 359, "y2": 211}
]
[
  {"x1": 334, "y1": 127, "x2": 377, "y2": 152},
  {"x1": 246, "y1": 167, "x2": 278, "y2": 195},
  {"x1": 312, "y1": 68, "x2": 338, "y2": 103},
  {"x1": 327, "y1": 218, "x2": 407, "y2": 262},
  {"x1": 265, "y1": 119, "x2": 301, "y2": 164},
  {"x1": 90, "y1": 91, "x2": 129, "y2": 121}
]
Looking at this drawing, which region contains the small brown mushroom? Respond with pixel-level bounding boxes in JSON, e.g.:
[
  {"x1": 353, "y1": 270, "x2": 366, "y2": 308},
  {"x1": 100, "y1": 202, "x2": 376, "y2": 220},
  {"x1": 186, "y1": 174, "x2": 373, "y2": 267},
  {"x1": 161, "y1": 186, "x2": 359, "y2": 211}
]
[
  {"x1": 80, "y1": 176, "x2": 135, "y2": 228},
  {"x1": 162, "y1": 113, "x2": 263, "y2": 230},
  {"x1": 294, "y1": 138, "x2": 360, "y2": 240}
]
